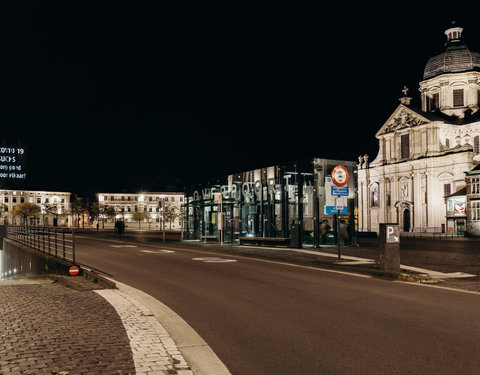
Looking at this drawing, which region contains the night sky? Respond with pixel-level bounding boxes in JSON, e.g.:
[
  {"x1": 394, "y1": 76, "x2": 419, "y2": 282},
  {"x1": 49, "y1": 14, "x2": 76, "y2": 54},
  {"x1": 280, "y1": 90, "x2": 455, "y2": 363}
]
[{"x1": 0, "y1": 3, "x2": 479, "y2": 198}]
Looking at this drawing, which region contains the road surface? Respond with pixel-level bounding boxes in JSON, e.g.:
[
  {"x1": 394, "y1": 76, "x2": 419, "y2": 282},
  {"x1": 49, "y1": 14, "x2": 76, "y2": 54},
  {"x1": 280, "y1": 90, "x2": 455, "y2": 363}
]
[{"x1": 76, "y1": 234, "x2": 480, "y2": 375}]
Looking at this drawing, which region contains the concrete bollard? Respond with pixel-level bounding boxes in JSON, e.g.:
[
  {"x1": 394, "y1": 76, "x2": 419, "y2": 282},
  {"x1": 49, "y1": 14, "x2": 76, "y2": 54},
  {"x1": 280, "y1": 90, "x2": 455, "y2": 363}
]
[{"x1": 379, "y1": 223, "x2": 400, "y2": 274}]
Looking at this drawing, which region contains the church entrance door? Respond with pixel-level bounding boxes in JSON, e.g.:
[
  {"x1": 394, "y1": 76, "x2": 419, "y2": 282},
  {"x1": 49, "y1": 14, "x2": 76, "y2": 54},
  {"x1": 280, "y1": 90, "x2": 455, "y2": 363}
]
[{"x1": 403, "y1": 208, "x2": 411, "y2": 232}]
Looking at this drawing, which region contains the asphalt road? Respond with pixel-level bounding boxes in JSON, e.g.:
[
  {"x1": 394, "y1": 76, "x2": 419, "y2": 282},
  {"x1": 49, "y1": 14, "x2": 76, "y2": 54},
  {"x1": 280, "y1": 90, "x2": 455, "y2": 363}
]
[{"x1": 75, "y1": 234, "x2": 480, "y2": 375}]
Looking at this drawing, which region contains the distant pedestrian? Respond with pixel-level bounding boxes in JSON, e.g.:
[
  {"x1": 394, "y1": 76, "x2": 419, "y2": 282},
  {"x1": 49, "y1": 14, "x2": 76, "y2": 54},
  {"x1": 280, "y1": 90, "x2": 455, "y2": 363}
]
[
  {"x1": 320, "y1": 220, "x2": 330, "y2": 245},
  {"x1": 116, "y1": 219, "x2": 125, "y2": 237},
  {"x1": 338, "y1": 219, "x2": 349, "y2": 246},
  {"x1": 114, "y1": 219, "x2": 124, "y2": 236}
]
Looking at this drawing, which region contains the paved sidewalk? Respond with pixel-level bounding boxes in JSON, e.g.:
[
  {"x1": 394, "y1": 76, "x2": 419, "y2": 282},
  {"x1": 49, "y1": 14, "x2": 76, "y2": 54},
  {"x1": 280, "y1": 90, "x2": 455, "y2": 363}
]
[{"x1": 0, "y1": 277, "x2": 194, "y2": 375}]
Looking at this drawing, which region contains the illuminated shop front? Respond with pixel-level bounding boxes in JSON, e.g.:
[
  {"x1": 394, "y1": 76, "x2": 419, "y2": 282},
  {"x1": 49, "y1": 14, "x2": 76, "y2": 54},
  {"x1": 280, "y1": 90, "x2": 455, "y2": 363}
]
[
  {"x1": 445, "y1": 187, "x2": 467, "y2": 235},
  {"x1": 182, "y1": 158, "x2": 357, "y2": 247}
]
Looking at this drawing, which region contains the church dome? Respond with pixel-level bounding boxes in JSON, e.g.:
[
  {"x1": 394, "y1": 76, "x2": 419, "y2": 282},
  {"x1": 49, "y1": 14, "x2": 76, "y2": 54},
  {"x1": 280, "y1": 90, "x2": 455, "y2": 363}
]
[{"x1": 423, "y1": 24, "x2": 480, "y2": 80}]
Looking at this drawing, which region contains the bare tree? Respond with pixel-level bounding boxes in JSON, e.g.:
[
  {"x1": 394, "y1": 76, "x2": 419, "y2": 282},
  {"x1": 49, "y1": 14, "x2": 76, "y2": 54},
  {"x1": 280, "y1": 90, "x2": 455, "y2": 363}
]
[
  {"x1": 91, "y1": 203, "x2": 116, "y2": 229},
  {"x1": 164, "y1": 205, "x2": 179, "y2": 230},
  {"x1": 10, "y1": 202, "x2": 41, "y2": 225},
  {"x1": 132, "y1": 211, "x2": 150, "y2": 229},
  {"x1": 70, "y1": 195, "x2": 87, "y2": 228},
  {"x1": 0, "y1": 203, "x2": 7, "y2": 224}
]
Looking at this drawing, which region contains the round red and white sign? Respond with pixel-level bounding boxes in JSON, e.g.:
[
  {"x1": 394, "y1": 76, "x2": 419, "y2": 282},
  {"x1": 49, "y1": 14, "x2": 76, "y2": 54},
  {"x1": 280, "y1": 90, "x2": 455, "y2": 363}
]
[
  {"x1": 331, "y1": 165, "x2": 349, "y2": 187},
  {"x1": 69, "y1": 265, "x2": 80, "y2": 276}
]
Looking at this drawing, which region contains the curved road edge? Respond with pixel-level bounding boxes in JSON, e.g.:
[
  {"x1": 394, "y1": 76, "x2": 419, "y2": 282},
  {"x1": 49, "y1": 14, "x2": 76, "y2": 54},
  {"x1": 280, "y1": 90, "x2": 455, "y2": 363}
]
[{"x1": 109, "y1": 277, "x2": 232, "y2": 375}]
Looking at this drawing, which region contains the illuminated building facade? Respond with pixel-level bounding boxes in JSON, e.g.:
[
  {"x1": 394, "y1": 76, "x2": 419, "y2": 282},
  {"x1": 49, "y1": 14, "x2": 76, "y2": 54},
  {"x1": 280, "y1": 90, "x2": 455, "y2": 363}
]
[
  {"x1": 97, "y1": 192, "x2": 184, "y2": 230},
  {"x1": 0, "y1": 190, "x2": 71, "y2": 226},
  {"x1": 182, "y1": 158, "x2": 357, "y2": 246},
  {"x1": 358, "y1": 23, "x2": 480, "y2": 234},
  {"x1": 466, "y1": 165, "x2": 480, "y2": 236}
]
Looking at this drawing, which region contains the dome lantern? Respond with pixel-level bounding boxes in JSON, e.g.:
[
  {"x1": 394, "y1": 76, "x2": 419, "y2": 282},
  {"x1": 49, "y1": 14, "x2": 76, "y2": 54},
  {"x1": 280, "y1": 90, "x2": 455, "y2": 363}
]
[
  {"x1": 445, "y1": 21, "x2": 463, "y2": 44},
  {"x1": 423, "y1": 23, "x2": 480, "y2": 80}
]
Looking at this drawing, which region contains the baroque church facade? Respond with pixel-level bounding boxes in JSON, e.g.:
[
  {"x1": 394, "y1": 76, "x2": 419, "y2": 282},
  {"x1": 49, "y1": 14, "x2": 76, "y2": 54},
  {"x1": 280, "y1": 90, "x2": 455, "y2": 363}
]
[{"x1": 358, "y1": 23, "x2": 480, "y2": 234}]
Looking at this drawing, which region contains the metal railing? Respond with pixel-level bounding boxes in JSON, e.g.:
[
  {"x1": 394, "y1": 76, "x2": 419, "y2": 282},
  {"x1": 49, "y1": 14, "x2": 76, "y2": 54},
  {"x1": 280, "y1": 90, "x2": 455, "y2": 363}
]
[
  {"x1": 5, "y1": 225, "x2": 76, "y2": 264},
  {"x1": 400, "y1": 231, "x2": 466, "y2": 239}
]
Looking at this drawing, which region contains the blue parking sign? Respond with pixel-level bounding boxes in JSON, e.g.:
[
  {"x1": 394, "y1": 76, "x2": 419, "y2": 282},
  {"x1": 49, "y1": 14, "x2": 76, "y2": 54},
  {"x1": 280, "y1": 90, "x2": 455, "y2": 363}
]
[{"x1": 331, "y1": 186, "x2": 349, "y2": 196}]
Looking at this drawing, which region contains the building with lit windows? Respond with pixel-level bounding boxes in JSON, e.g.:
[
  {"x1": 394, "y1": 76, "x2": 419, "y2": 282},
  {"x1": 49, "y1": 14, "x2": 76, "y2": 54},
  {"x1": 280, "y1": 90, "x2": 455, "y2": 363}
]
[
  {"x1": 0, "y1": 190, "x2": 71, "y2": 226},
  {"x1": 97, "y1": 191, "x2": 184, "y2": 230},
  {"x1": 358, "y1": 23, "x2": 480, "y2": 234}
]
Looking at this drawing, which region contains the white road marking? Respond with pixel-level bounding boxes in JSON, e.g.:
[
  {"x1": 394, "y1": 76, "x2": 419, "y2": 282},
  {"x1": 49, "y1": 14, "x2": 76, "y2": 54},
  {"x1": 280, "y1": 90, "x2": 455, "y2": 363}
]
[
  {"x1": 192, "y1": 257, "x2": 237, "y2": 263},
  {"x1": 110, "y1": 245, "x2": 138, "y2": 248},
  {"x1": 140, "y1": 249, "x2": 175, "y2": 254}
]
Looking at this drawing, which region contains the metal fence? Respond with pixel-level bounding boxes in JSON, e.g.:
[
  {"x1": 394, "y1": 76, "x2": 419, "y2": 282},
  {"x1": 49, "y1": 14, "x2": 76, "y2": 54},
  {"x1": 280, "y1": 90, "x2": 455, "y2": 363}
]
[
  {"x1": 400, "y1": 231, "x2": 466, "y2": 239},
  {"x1": 5, "y1": 226, "x2": 76, "y2": 264}
]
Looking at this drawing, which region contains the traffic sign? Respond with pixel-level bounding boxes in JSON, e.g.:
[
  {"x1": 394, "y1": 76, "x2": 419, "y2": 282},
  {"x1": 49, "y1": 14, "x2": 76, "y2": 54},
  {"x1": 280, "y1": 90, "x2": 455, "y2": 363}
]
[
  {"x1": 335, "y1": 197, "x2": 346, "y2": 211},
  {"x1": 386, "y1": 225, "x2": 400, "y2": 243},
  {"x1": 69, "y1": 265, "x2": 80, "y2": 276},
  {"x1": 331, "y1": 186, "x2": 349, "y2": 196},
  {"x1": 324, "y1": 177, "x2": 347, "y2": 215},
  {"x1": 331, "y1": 165, "x2": 349, "y2": 187}
]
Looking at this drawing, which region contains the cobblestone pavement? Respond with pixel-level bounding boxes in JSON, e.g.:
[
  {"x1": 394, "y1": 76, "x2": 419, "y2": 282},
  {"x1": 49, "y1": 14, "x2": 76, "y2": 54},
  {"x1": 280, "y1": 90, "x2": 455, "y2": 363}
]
[
  {"x1": 0, "y1": 278, "x2": 194, "y2": 375},
  {"x1": 0, "y1": 281, "x2": 135, "y2": 375}
]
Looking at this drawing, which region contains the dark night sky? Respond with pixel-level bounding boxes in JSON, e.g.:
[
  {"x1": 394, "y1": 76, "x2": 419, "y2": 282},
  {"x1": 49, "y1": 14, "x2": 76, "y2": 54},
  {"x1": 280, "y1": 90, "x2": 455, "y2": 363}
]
[{"x1": 0, "y1": 3, "x2": 479, "y2": 198}]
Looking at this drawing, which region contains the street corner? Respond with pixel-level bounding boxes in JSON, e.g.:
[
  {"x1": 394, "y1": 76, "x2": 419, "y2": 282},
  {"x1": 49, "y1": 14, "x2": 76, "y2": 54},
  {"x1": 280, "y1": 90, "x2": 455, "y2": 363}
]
[{"x1": 95, "y1": 288, "x2": 195, "y2": 375}]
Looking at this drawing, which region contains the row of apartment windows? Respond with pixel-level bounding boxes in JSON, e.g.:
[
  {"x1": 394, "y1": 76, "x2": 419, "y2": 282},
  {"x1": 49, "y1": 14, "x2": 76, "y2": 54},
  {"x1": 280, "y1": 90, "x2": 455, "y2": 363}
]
[
  {"x1": 115, "y1": 206, "x2": 166, "y2": 213},
  {"x1": 104, "y1": 196, "x2": 183, "y2": 203},
  {"x1": 3, "y1": 196, "x2": 66, "y2": 204}
]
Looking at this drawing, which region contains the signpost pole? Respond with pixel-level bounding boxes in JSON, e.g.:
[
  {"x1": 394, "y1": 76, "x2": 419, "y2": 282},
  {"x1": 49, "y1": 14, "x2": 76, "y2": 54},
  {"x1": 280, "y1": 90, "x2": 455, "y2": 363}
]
[
  {"x1": 330, "y1": 165, "x2": 350, "y2": 261},
  {"x1": 337, "y1": 197, "x2": 341, "y2": 260},
  {"x1": 220, "y1": 193, "x2": 223, "y2": 246}
]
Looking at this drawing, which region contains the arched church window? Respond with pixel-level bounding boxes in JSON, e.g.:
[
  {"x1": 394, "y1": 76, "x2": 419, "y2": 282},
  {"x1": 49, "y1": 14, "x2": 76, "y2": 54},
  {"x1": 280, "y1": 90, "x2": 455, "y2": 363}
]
[
  {"x1": 446, "y1": 138, "x2": 450, "y2": 148},
  {"x1": 474, "y1": 136, "x2": 479, "y2": 153}
]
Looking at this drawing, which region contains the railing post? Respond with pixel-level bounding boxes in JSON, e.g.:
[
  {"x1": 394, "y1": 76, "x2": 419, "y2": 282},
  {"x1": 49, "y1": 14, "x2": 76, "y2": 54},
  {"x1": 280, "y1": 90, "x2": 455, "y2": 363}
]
[
  {"x1": 62, "y1": 230, "x2": 66, "y2": 260},
  {"x1": 72, "y1": 229, "x2": 75, "y2": 265},
  {"x1": 47, "y1": 228, "x2": 51, "y2": 255},
  {"x1": 55, "y1": 227, "x2": 58, "y2": 258}
]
